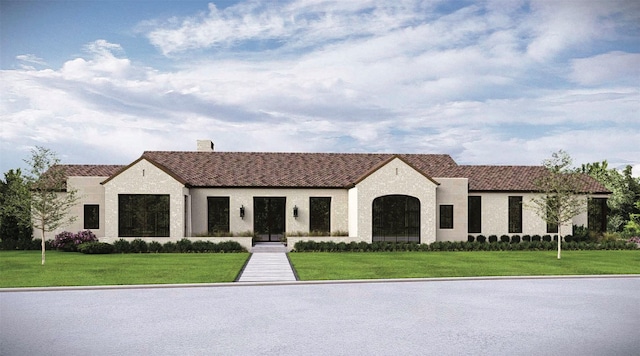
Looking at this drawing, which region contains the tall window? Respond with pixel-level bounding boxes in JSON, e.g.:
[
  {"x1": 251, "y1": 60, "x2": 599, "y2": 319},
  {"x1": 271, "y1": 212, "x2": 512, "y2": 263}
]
[
  {"x1": 372, "y1": 195, "x2": 420, "y2": 243},
  {"x1": 118, "y1": 194, "x2": 169, "y2": 237},
  {"x1": 310, "y1": 197, "x2": 331, "y2": 234},
  {"x1": 508, "y1": 196, "x2": 522, "y2": 233},
  {"x1": 207, "y1": 197, "x2": 230, "y2": 233},
  {"x1": 546, "y1": 196, "x2": 559, "y2": 233},
  {"x1": 588, "y1": 198, "x2": 608, "y2": 233},
  {"x1": 468, "y1": 196, "x2": 481, "y2": 233},
  {"x1": 440, "y1": 205, "x2": 454, "y2": 229},
  {"x1": 84, "y1": 204, "x2": 99, "y2": 229}
]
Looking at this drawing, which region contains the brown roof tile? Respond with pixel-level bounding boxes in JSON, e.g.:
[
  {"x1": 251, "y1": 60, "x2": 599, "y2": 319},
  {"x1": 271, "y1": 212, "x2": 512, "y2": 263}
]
[
  {"x1": 56, "y1": 152, "x2": 610, "y2": 194},
  {"x1": 449, "y1": 165, "x2": 610, "y2": 193},
  {"x1": 55, "y1": 164, "x2": 126, "y2": 177},
  {"x1": 141, "y1": 151, "x2": 457, "y2": 188}
]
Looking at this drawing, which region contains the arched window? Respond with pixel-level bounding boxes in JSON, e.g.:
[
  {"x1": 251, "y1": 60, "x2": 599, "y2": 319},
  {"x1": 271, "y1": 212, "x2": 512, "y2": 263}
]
[{"x1": 372, "y1": 195, "x2": 420, "y2": 243}]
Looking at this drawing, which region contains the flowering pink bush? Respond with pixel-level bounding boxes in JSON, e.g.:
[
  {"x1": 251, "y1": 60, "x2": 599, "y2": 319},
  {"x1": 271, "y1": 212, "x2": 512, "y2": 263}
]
[
  {"x1": 627, "y1": 236, "x2": 640, "y2": 247},
  {"x1": 52, "y1": 230, "x2": 98, "y2": 251}
]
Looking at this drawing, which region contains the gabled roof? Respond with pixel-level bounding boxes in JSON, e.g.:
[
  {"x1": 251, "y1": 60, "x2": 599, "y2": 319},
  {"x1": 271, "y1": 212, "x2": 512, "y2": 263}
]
[
  {"x1": 56, "y1": 151, "x2": 610, "y2": 194},
  {"x1": 139, "y1": 151, "x2": 457, "y2": 188}
]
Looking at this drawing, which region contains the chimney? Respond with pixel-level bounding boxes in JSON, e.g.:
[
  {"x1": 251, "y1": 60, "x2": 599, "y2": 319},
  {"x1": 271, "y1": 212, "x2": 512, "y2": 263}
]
[{"x1": 197, "y1": 140, "x2": 214, "y2": 152}]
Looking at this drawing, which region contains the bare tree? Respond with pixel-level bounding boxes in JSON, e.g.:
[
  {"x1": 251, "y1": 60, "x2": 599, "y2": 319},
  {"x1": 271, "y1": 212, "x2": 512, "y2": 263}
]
[
  {"x1": 530, "y1": 150, "x2": 589, "y2": 259},
  {"x1": 25, "y1": 147, "x2": 79, "y2": 265}
]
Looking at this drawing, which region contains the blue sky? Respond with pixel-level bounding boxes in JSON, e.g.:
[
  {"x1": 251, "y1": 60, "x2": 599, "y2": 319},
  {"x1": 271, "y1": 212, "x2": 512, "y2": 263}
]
[{"x1": 1, "y1": 0, "x2": 639, "y2": 176}]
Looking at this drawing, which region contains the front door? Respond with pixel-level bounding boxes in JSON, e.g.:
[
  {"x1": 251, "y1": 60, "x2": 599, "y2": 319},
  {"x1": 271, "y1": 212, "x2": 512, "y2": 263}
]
[{"x1": 253, "y1": 197, "x2": 286, "y2": 242}]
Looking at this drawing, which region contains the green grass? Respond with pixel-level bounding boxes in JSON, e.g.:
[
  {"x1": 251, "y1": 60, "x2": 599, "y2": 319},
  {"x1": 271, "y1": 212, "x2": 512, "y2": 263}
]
[
  {"x1": 288, "y1": 250, "x2": 640, "y2": 280},
  {"x1": 0, "y1": 251, "x2": 250, "y2": 288}
]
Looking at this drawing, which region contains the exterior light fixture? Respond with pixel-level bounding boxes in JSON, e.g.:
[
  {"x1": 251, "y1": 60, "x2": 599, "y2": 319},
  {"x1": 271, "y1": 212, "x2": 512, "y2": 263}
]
[
  {"x1": 293, "y1": 206, "x2": 299, "y2": 218},
  {"x1": 240, "y1": 205, "x2": 245, "y2": 219}
]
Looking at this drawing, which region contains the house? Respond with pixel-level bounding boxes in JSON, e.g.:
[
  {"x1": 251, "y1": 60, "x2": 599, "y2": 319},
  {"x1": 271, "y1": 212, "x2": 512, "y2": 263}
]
[{"x1": 47, "y1": 140, "x2": 610, "y2": 251}]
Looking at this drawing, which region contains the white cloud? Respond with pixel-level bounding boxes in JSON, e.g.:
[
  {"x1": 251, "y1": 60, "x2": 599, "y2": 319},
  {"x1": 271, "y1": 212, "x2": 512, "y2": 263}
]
[
  {"x1": 15, "y1": 54, "x2": 47, "y2": 69},
  {"x1": 570, "y1": 51, "x2": 640, "y2": 86},
  {"x1": 1, "y1": 0, "x2": 639, "y2": 174}
]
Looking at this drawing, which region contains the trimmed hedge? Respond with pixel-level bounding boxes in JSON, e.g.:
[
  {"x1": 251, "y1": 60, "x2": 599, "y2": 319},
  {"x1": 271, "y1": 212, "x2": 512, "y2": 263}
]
[
  {"x1": 292, "y1": 240, "x2": 638, "y2": 252},
  {"x1": 80, "y1": 238, "x2": 247, "y2": 253},
  {"x1": 78, "y1": 242, "x2": 114, "y2": 254}
]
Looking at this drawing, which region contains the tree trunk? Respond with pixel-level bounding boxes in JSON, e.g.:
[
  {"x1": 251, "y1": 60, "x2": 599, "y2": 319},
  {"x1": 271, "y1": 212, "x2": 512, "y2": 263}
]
[
  {"x1": 41, "y1": 226, "x2": 46, "y2": 265},
  {"x1": 557, "y1": 223, "x2": 562, "y2": 260}
]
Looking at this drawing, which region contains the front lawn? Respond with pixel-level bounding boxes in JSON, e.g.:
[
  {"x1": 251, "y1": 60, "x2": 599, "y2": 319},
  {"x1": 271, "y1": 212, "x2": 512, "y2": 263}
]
[
  {"x1": 288, "y1": 250, "x2": 640, "y2": 280},
  {"x1": 0, "y1": 251, "x2": 250, "y2": 288}
]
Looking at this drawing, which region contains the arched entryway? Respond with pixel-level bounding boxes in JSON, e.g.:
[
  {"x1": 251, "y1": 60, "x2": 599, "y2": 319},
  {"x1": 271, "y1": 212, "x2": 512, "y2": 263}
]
[{"x1": 372, "y1": 195, "x2": 420, "y2": 243}]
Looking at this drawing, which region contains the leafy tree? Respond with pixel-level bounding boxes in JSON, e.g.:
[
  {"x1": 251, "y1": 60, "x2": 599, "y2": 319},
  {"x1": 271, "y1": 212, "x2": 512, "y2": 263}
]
[
  {"x1": 25, "y1": 147, "x2": 80, "y2": 265},
  {"x1": 0, "y1": 169, "x2": 32, "y2": 249},
  {"x1": 530, "y1": 150, "x2": 588, "y2": 259},
  {"x1": 581, "y1": 161, "x2": 640, "y2": 232}
]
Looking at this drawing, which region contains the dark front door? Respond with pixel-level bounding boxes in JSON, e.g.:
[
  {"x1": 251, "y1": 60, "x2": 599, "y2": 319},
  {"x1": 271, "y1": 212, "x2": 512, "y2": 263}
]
[{"x1": 254, "y1": 197, "x2": 286, "y2": 242}]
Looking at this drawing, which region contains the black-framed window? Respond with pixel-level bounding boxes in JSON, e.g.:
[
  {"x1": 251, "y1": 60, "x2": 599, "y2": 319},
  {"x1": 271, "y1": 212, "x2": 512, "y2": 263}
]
[
  {"x1": 310, "y1": 197, "x2": 331, "y2": 234},
  {"x1": 588, "y1": 198, "x2": 608, "y2": 233},
  {"x1": 508, "y1": 196, "x2": 522, "y2": 233},
  {"x1": 84, "y1": 204, "x2": 99, "y2": 229},
  {"x1": 440, "y1": 205, "x2": 454, "y2": 229},
  {"x1": 546, "y1": 196, "x2": 559, "y2": 233},
  {"x1": 118, "y1": 194, "x2": 170, "y2": 237},
  {"x1": 372, "y1": 195, "x2": 420, "y2": 243},
  {"x1": 468, "y1": 196, "x2": 481, "y2": 233},
  {"x1": 207, "y1": 197, "x2": 230, "y2": 233}
]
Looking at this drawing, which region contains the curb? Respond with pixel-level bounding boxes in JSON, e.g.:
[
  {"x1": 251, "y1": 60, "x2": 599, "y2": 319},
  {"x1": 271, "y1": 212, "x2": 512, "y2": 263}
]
[{"x1": 1, "y1": 274, "x2": 638, "y2": 293}]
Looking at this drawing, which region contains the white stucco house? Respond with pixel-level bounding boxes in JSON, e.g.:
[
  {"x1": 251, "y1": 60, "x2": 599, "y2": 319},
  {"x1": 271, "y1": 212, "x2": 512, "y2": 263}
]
[{"x1": 47, "y1": 140, "x2": 610, "y2": 251}]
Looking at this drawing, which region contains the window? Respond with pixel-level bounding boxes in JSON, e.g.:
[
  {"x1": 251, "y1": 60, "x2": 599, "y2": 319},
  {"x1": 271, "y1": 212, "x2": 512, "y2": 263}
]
[
  {"x1": 207, "y1": 197, "x2": 230, "y2": 233},
  {"x1": 84, "y1": 204, "x2": 99, "y2": 229},
  {"x1": 310, "y1": 197, "x2": 331, "y2": 234},
  {"x1": 118, "y1": 194, "x2": 170, "y2": 237},
  {"x1": 508, "y1": 196, "x2": 522, "y2": 233},
  {"x1": 372, "y1": 195, "x2": 420, "y2": 243},
  {"x1": 440, "y1": 205, "x2": 454, "y2": 229},
  {"x1": 468, "y1": 196, "x2": 481, "y2": 233},
  {"x1": 546, "y1": 196, "x2": 559, "y2": 233},
  {"x1": 588, "y1": 198, "x2": 608, "y2": 233}
]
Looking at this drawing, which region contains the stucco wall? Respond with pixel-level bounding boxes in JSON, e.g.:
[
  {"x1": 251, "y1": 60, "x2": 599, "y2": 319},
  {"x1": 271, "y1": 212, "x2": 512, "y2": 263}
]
[
  {"x1": 353, "y1": 158, "x2": 438, "y2": 244},
  {"x1": 434, "y1": 177, "x2": 469, "y2": 241},
  {"x1": 189, "y1": 188, "x2": 349, "y2": 236},
  {"x1": 103, "y1": 159, "x2": 187, "y2": 241},
  {"x1": 39, "y1": 176, "x2": 108, "y2": 240},
  {"x1": 470, "y1": 192, "x2": 586, "y2": 237}
]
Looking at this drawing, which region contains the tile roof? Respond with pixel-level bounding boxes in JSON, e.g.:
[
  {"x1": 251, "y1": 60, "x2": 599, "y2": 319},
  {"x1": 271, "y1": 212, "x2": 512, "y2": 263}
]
[
  {"x1": 448, "y1": 165, "x2": 610, "y2": 193},
  {"x1": 57, "y1": 151, "x2": 610, "y2": 194},
  {"x1": 140, "y1": 151, "x2": 458, "y2": 188},
  {"x1": 55, "y1": 164, "x2": 126, "y2": 177}
]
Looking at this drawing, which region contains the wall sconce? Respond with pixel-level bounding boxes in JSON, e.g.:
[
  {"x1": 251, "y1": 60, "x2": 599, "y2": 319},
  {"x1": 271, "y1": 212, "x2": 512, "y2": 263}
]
[
  {"x1": 240, "y1": 205, "x2": 245, "y2": 219},
  {"x1": 293, "y1": 206, "x2": 299, "y2": 219}
]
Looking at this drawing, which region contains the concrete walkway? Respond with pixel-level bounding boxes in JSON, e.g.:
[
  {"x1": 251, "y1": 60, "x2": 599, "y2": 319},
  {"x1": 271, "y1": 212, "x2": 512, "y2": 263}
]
[{"x1": 236, "y1": 243, "x2": 296, "y2": 282}]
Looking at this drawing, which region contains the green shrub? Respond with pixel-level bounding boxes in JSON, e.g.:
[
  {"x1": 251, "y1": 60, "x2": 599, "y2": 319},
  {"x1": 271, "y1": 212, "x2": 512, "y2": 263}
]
[
  {"x1": 78, "y1": 242, "x2": 114, "y2": 254},
  {"x1": 476, "y1": 235, "x2": 486, "y2": 243},
  {"x1": 564, "y1": 235, "x2": 573, "y2": 242},
  {"x1": 500, "y1": 235, "x2": 510, "y2": 243},
  {"x1": 162, "y1": 241, "x2": 177, "y2": 253},
  {"x1": 130, "y1": 239, "x2": 148, "y2": 253},
  {"x1": 468, "y1": 235, "x2": 475, "y2": 242},
  {"x1": 488, "y1": 235, "x2": 498, "y2": 243},
  {"x1": 113, "y1": 239, "x2": 131, "y2": 253},
  {"x1": 224, "y1": 240, "x2": 246, "y2": 252},
  {"x1": 542, "y1": 235, "x2": 552, "y2": 242},
  {"x1": 511, "y1": 235, "x2": 521, "y2": 244},
  {"x1": 176, "y1": 238, "x2": 193, "y2": 253},
  {"x1": 531, "y1": 235, "x2": 541, "y2": 242},
  {"x1": 148, "y1": 241, "x2": 163, "y2": 253},
  {"x1": 522, "y1": 235, "x2": 531, "y2": 242}
]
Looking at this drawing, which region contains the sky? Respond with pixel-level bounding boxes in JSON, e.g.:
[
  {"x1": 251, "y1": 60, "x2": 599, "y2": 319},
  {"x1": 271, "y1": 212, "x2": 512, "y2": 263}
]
[{"x1": 1, "y1": 0, "x2": 639, "y2": 176}]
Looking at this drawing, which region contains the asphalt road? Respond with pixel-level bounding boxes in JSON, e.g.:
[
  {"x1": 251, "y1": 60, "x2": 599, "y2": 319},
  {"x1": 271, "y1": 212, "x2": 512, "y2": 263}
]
[{"x1": 1, "y1": 277, "x2": 639, "y2": 355}]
